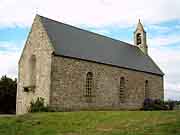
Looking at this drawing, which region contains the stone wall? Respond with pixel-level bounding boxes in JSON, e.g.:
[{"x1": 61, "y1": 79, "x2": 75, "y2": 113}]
[
  {"x1": 16, "y1": 15, "x2": 53, "y2": 114},
  {"x1": 50, "y1": 56, "x2": 164, "y2": 111}
]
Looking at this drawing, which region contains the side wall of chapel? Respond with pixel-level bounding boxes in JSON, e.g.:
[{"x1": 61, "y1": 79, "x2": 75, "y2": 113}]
[{"x1": 50, "y1": 56, "x2": 164, "y2": 111}]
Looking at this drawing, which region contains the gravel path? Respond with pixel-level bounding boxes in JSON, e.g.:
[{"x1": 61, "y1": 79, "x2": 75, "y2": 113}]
[{"x1": 0, "y1": 114, "x2": 15, "y2": 117}]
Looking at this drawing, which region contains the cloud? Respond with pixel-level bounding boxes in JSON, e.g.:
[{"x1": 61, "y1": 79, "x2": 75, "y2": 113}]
[
  {"x1": 0, "y1": 52, "x2": 19, "y2": 78},
  {"x1": 149, "y1": 47, "x2": 180, "y2": 100},
  {"x1": 147, "y1": 25, "x2": 172, "y2": 33},
  {"x1": 149, "y1": 34, "x2": 180, "y2": 46},
  {"x1": 175, "y1": 25, "x2": 180, "y2": 29},
  {"x1": 0, "y1": 41, "x2": 22, "y2": 52},
  {"x1": 0, "y1": 0, "x2": 180, "y2": 28},
  {"x1": 0, "y1": 41, "x2": 24, "y2": 78},
  {"x1": 90, "y1": 29, "x2": 111, "y2": 35}
]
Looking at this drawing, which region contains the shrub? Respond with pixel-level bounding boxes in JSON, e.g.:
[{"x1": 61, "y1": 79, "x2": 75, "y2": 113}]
[
  {"x1": 165, "y1": 100, "x2": 175, "y2": 110},
  {"x1": 143, "y1": 98, "x2": 153, "y2": 110},
  {"x1": 29, "y1": 97, "x2": 48, "y2": 112},
  {"x1": 142, "y1": 98, "x2": 168, "y2": 110}
]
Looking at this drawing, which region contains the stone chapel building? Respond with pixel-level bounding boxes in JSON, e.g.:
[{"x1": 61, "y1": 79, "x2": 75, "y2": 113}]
[{"x1": 16, "y1": 15, "x2": 164, "y2": 114}]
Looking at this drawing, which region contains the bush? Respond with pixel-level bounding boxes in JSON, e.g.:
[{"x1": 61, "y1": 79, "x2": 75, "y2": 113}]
[
  {"x1": 29, "y1": 97, "x2": 48, "y2": 112},
  {"x1": 29, "y1": 97, "x2": 57, "y2": 112},
  {"x1": 165, "y1": 100, "x2": 175, "y2": 110},
  {"x1": 142, "y1": 98, "x2": 168, "y2": 110},
  {"x1": 142, "y1": 98, "x2": 154, "y2": 110}
]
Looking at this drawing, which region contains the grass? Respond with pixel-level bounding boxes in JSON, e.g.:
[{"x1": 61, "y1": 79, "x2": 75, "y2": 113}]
[{"x1": 0, "y1": 111, "x2": 180, "y2": 135}]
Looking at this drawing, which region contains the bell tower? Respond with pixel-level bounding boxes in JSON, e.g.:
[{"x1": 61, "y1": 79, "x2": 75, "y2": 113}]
[{"x1": 134, "y1": 19, "x2": 148, "y2": 55}]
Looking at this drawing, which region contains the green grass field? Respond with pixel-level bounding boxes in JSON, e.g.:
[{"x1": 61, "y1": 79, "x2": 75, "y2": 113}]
[{"x1": 0, "y1": 111, "x2": 180, "y2": 135}]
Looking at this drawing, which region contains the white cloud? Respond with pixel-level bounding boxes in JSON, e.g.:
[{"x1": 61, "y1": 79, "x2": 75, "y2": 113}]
[
  {"x1": 0, "y1": 41, "x2": 23, "y2": 78},
  {"x1": 149, "y1": 47, "x2": 180, "y2": 100},
  {"x1": 87, "y1": 28, "x2": 111, "y2": 35},
  {"x1": 0, "y1": 41, "x2": 22, "y2": 52},
  {"x1": 147, "y1": 25, "x2": 172, "y2": 33},
  {"x1": 175, "y1": 25, "x2": 180, "y2": 29},
  {"x1": 0, "y1": 0, "x2": 180, "y2": 28},
  {"x1": 0, "y1": 52, "x2": 19, "y2": 78},
  {"x1": 149, "y1": 34, "x2": 180, "y2": 46}
]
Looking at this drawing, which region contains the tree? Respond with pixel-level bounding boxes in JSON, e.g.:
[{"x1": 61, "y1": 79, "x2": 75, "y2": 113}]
[{"x1": 0, "y1": 75, "x2": 17, "y2": 114}]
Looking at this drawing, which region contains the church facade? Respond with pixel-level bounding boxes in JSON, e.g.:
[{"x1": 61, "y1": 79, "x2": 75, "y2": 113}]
[{"x1": 16, "y1": 15, "x2": 164, "y2": 114}]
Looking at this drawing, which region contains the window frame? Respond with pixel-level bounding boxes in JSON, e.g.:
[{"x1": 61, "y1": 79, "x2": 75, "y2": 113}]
[
  {"x1": 119, "y1": 77, "x2": 125, "y2": 103},
  {"x1": 145, "y1": 80, "x2": 149, "y2": 99},
  {"x1": 85, "y1": 72, "x2": 93, "y2": 98}
]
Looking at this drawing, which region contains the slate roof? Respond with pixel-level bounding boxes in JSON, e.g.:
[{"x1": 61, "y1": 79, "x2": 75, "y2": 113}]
[{"x1": 39, "y1": 15, "x2": 164, "y2": 76}]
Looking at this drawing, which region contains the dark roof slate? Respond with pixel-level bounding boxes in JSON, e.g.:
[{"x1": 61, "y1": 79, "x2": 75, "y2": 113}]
[{"x1": 39, "y1": 15, "x2": 164, "y2": 76}]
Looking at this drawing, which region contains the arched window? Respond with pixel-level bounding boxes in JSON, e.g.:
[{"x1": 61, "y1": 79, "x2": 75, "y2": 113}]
[
  {"x1": 136, "y1": 33, "x2": 141, "y2": 45},
  {"x1": 29, "y1": 55, "x2": 36, "y2": 86},
  {"x1": 24, "y1": 55, "x2": 36, "y2": 92},
  {"x1": 145, "y1": 80, "x2": 149, "y2": 99},
  {"x1": 119, "y1": 77, "x2": 125, "y2": 103},
  {"x1": 85, "y1": 72, "x2": 93, "y2": 98}
]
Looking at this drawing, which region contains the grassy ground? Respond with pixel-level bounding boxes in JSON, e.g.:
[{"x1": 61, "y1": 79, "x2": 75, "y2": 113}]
[{"x1": 0, "y1": 111, "x2": 180, "y2": 135}]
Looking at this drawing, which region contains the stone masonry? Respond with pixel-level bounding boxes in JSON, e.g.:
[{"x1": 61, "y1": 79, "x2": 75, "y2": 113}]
[{"x1": 50, "y1": 56, "x2": 163, "y2": 111}]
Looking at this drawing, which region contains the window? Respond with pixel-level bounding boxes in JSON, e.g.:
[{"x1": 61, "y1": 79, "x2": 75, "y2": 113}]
[
  {"x1": 26, "y1": 55, "x2": 36, "y2": 88},
  {"x1": 145, "y1": 80, "x2": 149, "y2": 99},
  {"x1": 23, "y1": 86, "x2": 35, "y2": 92},
  {"x1": 119, "y1": 77, "x2": 125, "y2": 103},
  {"x1": 29, "y1": 55, "x2": 36, "y2": 86},
  {"x1": 24, "y1": 55, "x2": 36, "y2": 92},
  {"x1": 137, "y1": 33, "x2": 141, "y2": 45},
  {"x1": 85, "y1": 72, "x2": 93, "y2": 97}
]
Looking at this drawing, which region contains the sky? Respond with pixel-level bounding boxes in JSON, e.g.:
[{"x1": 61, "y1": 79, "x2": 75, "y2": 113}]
[{"x1": 0, "y1": 0, "x2": 180, "y2": 100}]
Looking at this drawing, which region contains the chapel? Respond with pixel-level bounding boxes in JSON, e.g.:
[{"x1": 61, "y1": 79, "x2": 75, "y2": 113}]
[{"x1": 16, "y1": 15, "x2": 164, "y2": 114}]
